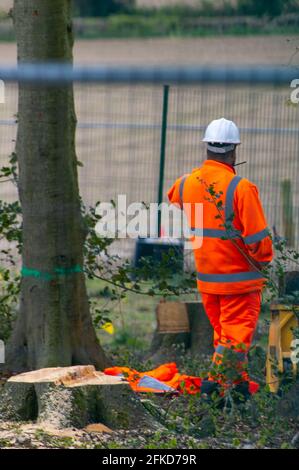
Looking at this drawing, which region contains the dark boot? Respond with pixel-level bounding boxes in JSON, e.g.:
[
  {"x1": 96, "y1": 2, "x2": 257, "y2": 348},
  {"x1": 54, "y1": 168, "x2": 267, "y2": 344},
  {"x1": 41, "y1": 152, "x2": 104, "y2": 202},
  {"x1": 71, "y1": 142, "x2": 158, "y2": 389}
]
[
  {"x1": 200, "y1": 379, "x2": 220, "y2": 397},
  {"x1": 200, "y1": 380, "x2": 224, "y2": 408},
  {"x1": 231, "y1": 381, "x2": 251, "y2": 403}
]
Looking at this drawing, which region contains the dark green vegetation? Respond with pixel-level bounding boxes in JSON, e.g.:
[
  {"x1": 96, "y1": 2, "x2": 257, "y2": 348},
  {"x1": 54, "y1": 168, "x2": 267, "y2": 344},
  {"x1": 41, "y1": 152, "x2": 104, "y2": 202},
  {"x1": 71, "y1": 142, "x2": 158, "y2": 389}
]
[
  {"x1": 69, "y1": 0, "x2": 299, "y2": 39},
  {"x1": 72, "y1": 14, "x2": 299, "y2": 39},
  {"x1": 72, "y1": 0, "x2": 298, "y2": 18},
  {"x1": 0, "y1": 1, "x2": 299, "y2": 40},
  {"x1": 73, "y1": 0, "x2": 135, "y2": 17}
]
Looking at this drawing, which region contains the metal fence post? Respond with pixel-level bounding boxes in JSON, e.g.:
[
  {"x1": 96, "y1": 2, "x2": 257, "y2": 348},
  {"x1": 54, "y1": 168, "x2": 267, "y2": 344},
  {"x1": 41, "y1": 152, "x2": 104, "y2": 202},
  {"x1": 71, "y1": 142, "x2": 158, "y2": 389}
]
[
  {"x1": 281, "y1": 179, "x2": 294, "y2": 246},
  {"x1": 157, "y1": 84, "x2": 169, "y2": 237}
]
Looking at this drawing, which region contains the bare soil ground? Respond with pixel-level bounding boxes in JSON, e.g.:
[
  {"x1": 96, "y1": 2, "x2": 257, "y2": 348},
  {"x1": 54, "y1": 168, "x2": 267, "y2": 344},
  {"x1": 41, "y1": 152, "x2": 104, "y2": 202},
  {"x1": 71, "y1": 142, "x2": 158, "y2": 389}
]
[
  {"x1": 0, "y1": 0, "x2": 12, "y2": 12},
  {"x1": 0, "y1": 35, "x2": 298, "y2": 65}
]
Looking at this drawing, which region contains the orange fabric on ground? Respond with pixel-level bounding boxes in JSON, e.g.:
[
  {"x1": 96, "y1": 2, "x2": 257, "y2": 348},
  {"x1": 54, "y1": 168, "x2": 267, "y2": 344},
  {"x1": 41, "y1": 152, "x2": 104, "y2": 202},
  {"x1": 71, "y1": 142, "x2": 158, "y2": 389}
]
[
  {"x1": 104, "y1": 362, "x2": 202, "y2": 394},
  {"x1": 104, "y1": 362, "x2": 259, "y2": 395},
  {"x1": 166, "y1": 373, "x2": 202, "y2": 394},
  {"x1": 104, "y1": 362, "x2": 178, "y2": 382}
]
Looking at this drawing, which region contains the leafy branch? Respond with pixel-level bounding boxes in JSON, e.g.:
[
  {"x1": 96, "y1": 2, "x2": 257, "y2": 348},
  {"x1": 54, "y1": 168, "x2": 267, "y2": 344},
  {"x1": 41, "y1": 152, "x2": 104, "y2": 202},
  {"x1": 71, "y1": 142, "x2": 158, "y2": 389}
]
[{"x1": 0, "y1": 156, "x2": 196, "y2": 339}]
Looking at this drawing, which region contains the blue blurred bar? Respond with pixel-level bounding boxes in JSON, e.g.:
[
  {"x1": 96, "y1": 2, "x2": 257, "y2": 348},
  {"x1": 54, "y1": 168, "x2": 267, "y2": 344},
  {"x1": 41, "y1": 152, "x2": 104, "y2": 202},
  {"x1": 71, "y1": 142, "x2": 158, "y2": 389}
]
[{"x1": 0, "y1": 64, "x2": 297, "y2": 85}]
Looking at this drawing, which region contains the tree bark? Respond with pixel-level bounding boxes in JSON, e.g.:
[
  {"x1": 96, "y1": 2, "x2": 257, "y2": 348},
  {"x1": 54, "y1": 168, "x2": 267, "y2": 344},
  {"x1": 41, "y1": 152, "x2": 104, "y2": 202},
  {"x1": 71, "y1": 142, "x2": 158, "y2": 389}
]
[{"x1": 7, "y1": 0, "x2": 108, "y2": 371}]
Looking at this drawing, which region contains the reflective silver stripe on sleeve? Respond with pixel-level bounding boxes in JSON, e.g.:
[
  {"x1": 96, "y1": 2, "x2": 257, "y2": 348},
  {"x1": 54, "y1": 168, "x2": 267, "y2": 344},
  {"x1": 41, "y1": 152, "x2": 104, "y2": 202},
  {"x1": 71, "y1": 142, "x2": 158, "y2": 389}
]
[
  {"x1": 225, "y1": 175, "x2": 243, "y2": 222},
  {"x1": 185, "y1": 174, "x2": 242, "y2": 238},
  {"x1": 215, "y1": 345, "x2": 247, "y2": 361},
  {"x1": 243, "y1": 227, "x2": 270, "y2": 245},
  {"x1": 179, "y1": 175, "x2": 189, "y2": 206},
  {"x1": 190, "y1": 228, "x2": 224, "y2": 238},
  {"x1": 190, "y1": 228, "x2": 242, "y2": 238},
  {"x1": 197, "y1": 271, "x2": 264, "y2": 282}
]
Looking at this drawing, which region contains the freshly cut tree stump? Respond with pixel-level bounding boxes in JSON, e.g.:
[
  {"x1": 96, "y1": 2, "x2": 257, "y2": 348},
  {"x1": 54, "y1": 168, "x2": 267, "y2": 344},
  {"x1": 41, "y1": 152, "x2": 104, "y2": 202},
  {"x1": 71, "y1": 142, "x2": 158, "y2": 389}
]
[
  {"x1": 147, "y1": 301, "x2": 214, "y2": 364},
  {"x1": 0, "y1": 366, "x2": 159, "y2": 430}
]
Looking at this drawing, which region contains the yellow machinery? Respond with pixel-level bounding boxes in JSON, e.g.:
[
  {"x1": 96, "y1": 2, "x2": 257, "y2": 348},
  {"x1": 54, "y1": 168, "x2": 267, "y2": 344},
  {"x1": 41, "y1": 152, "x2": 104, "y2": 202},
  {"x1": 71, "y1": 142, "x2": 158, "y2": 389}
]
[{"x1": 266, "y1": 304, "x2": 299, "y2": 393}]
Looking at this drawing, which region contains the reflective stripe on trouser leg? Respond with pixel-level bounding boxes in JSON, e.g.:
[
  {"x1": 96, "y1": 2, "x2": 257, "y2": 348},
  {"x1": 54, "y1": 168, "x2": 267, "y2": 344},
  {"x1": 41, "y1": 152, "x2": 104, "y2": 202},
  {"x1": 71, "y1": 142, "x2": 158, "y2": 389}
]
[
  {"x1": 212, "y1": 345, "x2": 251, "y2": 383},
  {"x1": 213, "y1": 344, "x2": 247, "y2": 363},
  {"x1": 212, "y1": 344, "x2": 248, "y2": 382}
]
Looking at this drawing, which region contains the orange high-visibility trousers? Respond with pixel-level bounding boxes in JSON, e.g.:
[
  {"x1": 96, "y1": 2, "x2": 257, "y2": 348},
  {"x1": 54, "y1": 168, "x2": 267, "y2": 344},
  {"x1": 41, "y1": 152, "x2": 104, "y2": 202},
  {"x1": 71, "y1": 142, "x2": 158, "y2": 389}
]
[{"x1": 201, "y1": 290, "x2": 261, "y2": 362}]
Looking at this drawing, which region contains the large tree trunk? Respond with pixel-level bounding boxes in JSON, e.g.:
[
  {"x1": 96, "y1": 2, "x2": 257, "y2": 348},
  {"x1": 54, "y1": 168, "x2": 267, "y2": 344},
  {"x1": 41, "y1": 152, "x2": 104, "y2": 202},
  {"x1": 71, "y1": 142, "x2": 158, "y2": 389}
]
[{"x1": 7, "y1": 0, "x2": 108, "y2": 371}]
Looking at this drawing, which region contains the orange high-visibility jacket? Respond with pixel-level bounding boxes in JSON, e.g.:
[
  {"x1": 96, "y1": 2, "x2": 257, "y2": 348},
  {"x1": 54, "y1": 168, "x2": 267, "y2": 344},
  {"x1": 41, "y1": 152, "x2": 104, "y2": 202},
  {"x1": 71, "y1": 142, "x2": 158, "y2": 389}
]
[{"x1": 168, "y1": 160, "x2": 273, "y2": 295}]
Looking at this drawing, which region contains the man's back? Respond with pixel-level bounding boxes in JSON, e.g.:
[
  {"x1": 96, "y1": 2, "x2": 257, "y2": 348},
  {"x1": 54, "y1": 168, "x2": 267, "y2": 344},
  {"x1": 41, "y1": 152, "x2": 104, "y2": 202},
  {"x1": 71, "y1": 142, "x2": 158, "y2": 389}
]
[{"x1": 168, "y1": 159, "x2": 273, "y2": 295}]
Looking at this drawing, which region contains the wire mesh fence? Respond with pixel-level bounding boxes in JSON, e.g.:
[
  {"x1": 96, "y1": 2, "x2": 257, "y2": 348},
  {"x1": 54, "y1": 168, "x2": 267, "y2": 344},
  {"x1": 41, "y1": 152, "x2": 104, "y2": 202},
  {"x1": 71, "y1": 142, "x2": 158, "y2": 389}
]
[
  {"x1": 0, "y1": 65, "x2": 298, "y2": 344},
  {"x1": 0, "y1": 66, "x2": 298, "y2": 262}
]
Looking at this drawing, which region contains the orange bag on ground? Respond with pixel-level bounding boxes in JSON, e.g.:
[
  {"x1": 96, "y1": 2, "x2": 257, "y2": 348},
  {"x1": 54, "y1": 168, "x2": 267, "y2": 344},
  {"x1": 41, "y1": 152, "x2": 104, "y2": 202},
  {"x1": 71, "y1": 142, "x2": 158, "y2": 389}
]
[{"x1": 104, "y1": 362, "x2": 259, "y2": 395}]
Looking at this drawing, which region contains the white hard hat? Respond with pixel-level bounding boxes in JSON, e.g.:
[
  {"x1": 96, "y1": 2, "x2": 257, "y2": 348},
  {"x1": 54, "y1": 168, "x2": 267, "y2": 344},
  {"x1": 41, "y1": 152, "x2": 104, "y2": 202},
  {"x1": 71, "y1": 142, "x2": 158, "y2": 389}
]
[{"x1": 203, "y1": 118, "x2": 241, "y2": 145}]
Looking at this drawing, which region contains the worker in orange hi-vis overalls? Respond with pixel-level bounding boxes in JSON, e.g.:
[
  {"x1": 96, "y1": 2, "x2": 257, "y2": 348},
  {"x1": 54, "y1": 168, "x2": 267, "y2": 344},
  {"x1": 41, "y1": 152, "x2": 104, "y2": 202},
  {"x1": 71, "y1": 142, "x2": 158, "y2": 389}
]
[{"x1": 168, "y1": 118, "x2": 273, "y2": 398}]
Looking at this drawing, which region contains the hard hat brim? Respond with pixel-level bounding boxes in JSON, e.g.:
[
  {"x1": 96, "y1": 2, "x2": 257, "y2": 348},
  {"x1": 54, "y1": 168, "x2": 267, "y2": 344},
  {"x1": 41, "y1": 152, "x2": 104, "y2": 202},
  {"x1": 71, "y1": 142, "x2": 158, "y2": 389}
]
[{"x1": 202, "y1": 138, "x2": 241, "y2": 144}]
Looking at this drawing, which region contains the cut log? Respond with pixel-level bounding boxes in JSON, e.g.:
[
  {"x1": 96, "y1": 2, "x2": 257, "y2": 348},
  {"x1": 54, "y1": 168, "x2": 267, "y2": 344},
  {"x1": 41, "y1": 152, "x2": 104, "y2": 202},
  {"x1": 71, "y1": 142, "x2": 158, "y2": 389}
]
[
  {"x1": 146, "y1": 301, "x2": 213, "y2": 364},
  {"x1": 7, "y1": 365, "x2": 123, "y2": 387},
  {"x1": 0, "y1": 366, "x2": 160, "y2": 430}
]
